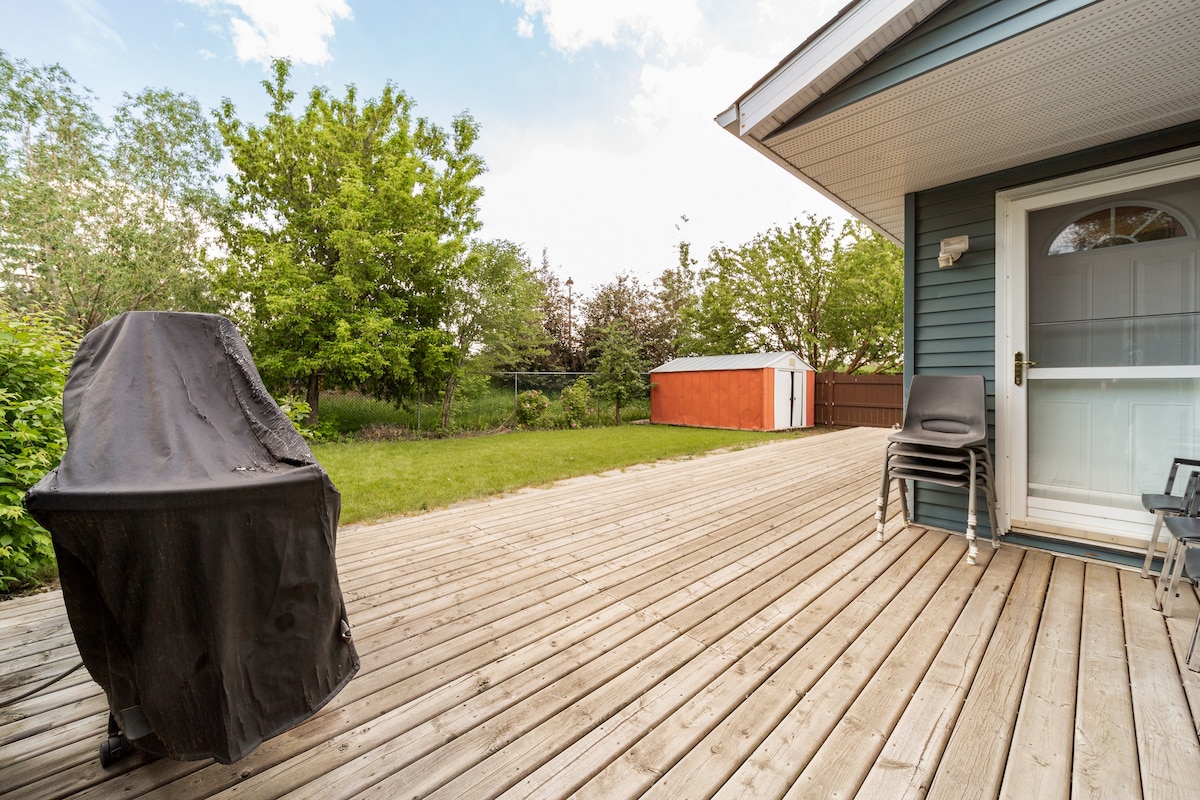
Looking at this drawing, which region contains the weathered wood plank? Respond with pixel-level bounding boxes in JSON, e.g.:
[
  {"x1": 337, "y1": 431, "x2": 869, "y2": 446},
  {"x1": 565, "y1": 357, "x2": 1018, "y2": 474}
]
[
  {"x1": 999, "y1": 557, "x2": 1084, "y2": 800},
  {"x1": 853, "y1": 546, "x2": 1025, "y2": 799},
  {"x1": 773, "y1": 539, "x2": 988, "y2": 799},
  {"x1": 496, "y1": 513, "x2": 910, "y2": 800},
  {"x1": 639, "y1": 532, "x2": 957, "y2": 800},
  {"x1": 927, "y1": 549, "x2": 1053, "y2": 799},
  {"x1": 703, "y1": 534, "x2": 968, "y2": 800},
  {"x1": 437, "y1": 520, "x2": 924, "y2": 800},
  {"x1": 1161, "y1": 581, "x2": 1200, "y2": 737},
  {"x1": 1073, "y1": 563, "x2": 1140, "y2": 799},
  {"x1": 570, "y1": 527, "x2": 936, "y2": 799},
  {"x1": 1120, "y1": 570, "x2": 1200, "y2": 798}
]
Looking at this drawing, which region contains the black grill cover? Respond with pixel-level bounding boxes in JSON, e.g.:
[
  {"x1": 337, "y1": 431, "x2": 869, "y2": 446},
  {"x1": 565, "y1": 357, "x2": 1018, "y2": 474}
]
[{"x1": 25, "y1": 311, "x2": 359, "y2": 764}]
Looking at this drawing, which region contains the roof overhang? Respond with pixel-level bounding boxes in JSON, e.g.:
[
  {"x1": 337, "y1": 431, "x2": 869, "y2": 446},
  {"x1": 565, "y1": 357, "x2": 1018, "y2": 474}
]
[
  {"x1": 718, "y1": 0, "x2": 1200, "y2": 244},
  {"x1": 652, "y1": 352, "x2": 812, "y2": 373}
]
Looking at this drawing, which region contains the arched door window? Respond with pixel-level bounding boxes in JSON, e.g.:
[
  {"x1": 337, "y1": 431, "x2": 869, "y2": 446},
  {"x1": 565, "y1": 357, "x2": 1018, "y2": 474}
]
[{"x1": 1047, "y1": 204, "x2": 1191, "y2": 255}]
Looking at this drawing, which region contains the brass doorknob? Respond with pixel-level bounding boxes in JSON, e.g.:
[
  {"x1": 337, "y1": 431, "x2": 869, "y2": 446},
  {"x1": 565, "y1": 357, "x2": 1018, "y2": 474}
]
[{"x1": 1014, "y1": 351, "x2": 1038, "y2": 386}]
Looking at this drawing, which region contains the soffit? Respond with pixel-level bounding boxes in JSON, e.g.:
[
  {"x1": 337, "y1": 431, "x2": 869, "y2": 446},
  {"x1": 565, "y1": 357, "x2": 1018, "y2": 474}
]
[{"x1": 734, "y1": 0, "x2": 1200, "y2": 243}]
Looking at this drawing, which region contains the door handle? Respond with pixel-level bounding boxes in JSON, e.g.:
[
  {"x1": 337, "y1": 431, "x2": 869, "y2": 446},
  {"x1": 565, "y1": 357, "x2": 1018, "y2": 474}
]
[{"x1": 1014, "y1": 351, "x2": 1038, "y2": 386}]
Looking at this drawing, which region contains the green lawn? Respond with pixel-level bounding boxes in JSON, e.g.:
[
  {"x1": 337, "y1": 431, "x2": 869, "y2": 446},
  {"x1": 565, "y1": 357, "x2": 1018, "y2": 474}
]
[{"x1": 313, "y1": 424, "x2": 818, "y2": 525}]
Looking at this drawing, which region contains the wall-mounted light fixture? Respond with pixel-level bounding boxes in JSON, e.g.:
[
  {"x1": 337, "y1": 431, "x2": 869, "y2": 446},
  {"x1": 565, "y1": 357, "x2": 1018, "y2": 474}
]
[{"x1": 938, "y1": 235, "x2": 969, "y2": 268}]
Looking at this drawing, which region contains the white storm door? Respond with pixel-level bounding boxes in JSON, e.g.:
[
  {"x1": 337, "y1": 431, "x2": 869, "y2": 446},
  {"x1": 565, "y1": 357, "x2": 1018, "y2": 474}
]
[{"x1": 998, "y1": 151, "x2": 1200, "y2": 547}]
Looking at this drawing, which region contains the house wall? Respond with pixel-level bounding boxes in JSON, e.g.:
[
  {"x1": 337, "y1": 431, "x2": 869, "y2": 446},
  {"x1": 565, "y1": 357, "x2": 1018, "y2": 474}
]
[
  {"x1": 906, "y1": 119, "x2": 1200, "y2": 534},
  {"x1": 650, "y1": 369, "x2": 774, "y2": 430}
]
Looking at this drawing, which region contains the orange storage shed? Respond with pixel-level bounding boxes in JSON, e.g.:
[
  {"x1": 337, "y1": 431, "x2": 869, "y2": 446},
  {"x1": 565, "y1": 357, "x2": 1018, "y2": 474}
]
[{"x1": 650, "y1": 352, "x2": 815, "y2": 431}]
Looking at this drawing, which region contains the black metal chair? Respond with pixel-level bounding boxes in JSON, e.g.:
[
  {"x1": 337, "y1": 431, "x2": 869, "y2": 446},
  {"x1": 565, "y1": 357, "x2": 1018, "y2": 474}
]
[
  {"x1": 1139, "y1": 457, "x2": 1200, "y2": 578},
  {"x1": 875, "y1": 374, "x2": 1002, "y2": 565},
  {"x1": 1154, "y1": 471, "x2": 1200, "y2": 618},
  {"x1": 1185, "y1": 546, "x2": 1200, "y2": 673}
]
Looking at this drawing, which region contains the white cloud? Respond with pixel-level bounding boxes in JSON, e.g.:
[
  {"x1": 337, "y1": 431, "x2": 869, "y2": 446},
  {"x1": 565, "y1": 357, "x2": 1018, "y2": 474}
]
[
  {"x1": 509, "y1": 0, "x2": 703, "y2": 59},
  {"x1": 184, "y1": 0, "x2": 352, "y2": 66}
]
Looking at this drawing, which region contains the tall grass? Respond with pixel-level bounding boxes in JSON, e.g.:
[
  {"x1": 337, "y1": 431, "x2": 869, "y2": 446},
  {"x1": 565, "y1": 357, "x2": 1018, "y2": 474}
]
[
  {"x1": 313, "y1": 425, "x2": 812, "y2": 525},
  {"x1": 317, "y1": 380, "x2": 649, "y2": 437}
]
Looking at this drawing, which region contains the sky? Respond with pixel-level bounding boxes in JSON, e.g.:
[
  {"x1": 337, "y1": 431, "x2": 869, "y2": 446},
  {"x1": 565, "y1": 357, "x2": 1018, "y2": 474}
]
[{"x1": 2, "y1": 0, "x2": 848, "y2": 292}]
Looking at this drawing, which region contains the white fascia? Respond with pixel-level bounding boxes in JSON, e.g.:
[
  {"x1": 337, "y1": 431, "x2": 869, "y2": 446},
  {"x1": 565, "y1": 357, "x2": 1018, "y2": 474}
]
[{"x1": 724, "y1": 0, "x2": 943, "y2": 137}]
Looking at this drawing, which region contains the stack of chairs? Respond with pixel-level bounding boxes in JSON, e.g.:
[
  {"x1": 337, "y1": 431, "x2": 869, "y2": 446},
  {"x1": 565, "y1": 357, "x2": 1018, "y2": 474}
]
[
  {"x1": 1149, "y1": 468, "x2": 1200, "y2": 672},
  {"x1": 1139, "y1": 456, "x2": 1200, "y2": 578},
  {"x1": 875, "y1": 374, "x2": 1002, "y2": 565}
]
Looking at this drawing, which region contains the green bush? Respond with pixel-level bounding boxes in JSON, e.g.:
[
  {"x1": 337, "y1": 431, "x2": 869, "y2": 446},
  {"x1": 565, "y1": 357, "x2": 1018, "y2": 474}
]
[
  {"x1": 0, "y1": 305, "x2": 78, "y2": 590},
  {"x1": 276, "y1": 394, "x2": 327, "y2": 441},
  {"x1": 515, "y1": 389, "x2": 549, "y2": 428},
  {"x1": 560, "y1": 378, "x2": 594, "y2": 429}
]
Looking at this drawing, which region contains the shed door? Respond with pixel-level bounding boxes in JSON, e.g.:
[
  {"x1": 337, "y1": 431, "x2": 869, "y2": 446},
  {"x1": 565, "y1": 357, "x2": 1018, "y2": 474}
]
[{"x1": 774, "y1": 369, "x2": 804, "y2": 429}]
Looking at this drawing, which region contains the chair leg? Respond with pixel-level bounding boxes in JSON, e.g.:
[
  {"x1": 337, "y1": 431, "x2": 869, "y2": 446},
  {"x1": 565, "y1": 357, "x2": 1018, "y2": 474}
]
[
  {"x1": 876, "y1": 445, "x2": 892, "y2": 542},
  {"x1": 980, "y1": 448, "x2": 1004, "y2": 544},
  {"x1": 964, "y1": 453, "x2": 974, "y2": 566},
  {"x1": 1188, "y1": 611, "x2": 1200, "y2": 672},
  {"x1": 983, "y1": 481, "x2": 1001, "y2": 549},
  {"x1": 1152, "y1": 534, "x2": 1176, "y2": 611},
  {"x1": 1142, "y1": 511, "x2": 1165, "y2": 579},
  {"x1": 1154, "y1": 536, "x2": 1188, "y2": 617}
]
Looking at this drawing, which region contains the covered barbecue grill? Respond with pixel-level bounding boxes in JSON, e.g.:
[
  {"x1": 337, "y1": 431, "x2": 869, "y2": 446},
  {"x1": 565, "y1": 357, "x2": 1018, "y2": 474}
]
[{"x1": 25, "y1": 311, "x2": 359, "y2": 765}]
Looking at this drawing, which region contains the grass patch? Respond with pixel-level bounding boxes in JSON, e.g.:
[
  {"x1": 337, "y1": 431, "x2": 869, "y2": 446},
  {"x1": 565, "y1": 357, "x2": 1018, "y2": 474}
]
[{"x1": 314, "y1": 424, "x2": 817, "y2": 525}]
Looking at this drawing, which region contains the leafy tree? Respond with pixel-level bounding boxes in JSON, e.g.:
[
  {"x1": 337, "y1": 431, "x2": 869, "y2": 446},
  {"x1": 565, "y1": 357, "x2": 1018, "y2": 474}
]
[
  {"x1": 214, "y1": 59, "x2": 485, "y2": 423},
  {"x1": 827, "y1": 224, "x2": 904, "y2": 372},
  {"x1": 700, "y1": 215, "x2": 903, "y2": 371},
  {"x1": 677, "y1": 274, "x2": 754, "y2": 356},
  {"x1": 438, "y1": 239, "x2": 547, "y2": 430},
  {"x1": 591, "y1": 321, "x2": 648, "y2": 425},
  {"x1": 579, "y1": 273, "x2": 667, "y2": 368},
  {"x1": 0, "y1": 303, "x2": 77, "y2": 589},
  {"x1": 0, "y1": 53, "x2": 222, "y2": 330},
  {"x1": 654, "y1": 241, "x2": 701, "y2": 359},
  {"x1": 529, "y1": 250, "x2": 577, "y2": 372}
]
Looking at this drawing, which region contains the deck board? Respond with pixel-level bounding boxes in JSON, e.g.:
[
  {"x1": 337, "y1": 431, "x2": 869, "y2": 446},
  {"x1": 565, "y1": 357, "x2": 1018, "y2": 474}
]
[
  {"x1": 1000, "y1": 557, "x2": 1084, "y2": 800},
  {"x1": 1074, "y1": 564, "x2": 1142, "y2": 799},
  {"x1": 3, "y1": 426, "x2": 1200, "y2": 799}
]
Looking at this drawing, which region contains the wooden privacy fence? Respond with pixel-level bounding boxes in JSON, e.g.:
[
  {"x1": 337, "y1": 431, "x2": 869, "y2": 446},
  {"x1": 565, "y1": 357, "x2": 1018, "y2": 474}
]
[{"x1": 814, "y1": 371, "x2": 903, "y2": 427}]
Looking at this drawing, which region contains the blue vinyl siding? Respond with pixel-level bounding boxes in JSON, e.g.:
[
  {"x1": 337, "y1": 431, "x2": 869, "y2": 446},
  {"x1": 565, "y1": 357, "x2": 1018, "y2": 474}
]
[{"x1": 906, "y1": 119, "x2": 1200, "y2": 534}]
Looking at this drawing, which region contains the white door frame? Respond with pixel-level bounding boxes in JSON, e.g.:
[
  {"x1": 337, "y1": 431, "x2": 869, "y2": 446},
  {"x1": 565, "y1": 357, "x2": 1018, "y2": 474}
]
[{"x1": 994, "y1": 144, "x2": 1200, "y2": 547}]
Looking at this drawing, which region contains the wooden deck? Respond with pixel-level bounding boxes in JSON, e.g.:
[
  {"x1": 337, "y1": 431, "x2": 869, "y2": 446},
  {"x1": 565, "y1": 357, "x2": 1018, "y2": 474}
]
[{"x1": 4, "y1": 426, "x2": 1200, "y2": 799}]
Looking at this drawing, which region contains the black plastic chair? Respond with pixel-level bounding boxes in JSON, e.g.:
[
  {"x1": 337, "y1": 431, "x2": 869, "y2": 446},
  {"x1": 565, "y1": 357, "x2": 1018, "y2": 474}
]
[
  {"x1": 1154, "y1": 471, "x2": 1200, "y2": 618},
  {"x1": 1139, "y1": 457, "x2": 1200, "y2": 578},
  {"x1": 875, "y1": 374, "x2": 1001, "y2": 565}
]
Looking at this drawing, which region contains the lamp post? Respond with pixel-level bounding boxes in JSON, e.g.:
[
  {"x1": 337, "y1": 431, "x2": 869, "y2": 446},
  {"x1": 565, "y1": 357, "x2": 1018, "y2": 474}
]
[{"x1": 565, "y1": 277, "x2": 574, "y2": 371}]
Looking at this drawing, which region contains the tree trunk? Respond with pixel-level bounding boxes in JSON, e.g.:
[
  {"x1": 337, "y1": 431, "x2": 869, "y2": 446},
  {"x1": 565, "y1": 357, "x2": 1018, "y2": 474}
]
[
  {"x1": 305, "y1": 372, "x2": 321, "y2": 427},
  {"x1": 440, "y1": 374, "x2": 458, "y2": 431},
  {"x1": 614, "y1": 397, "x2": 622, "y2": 426}
]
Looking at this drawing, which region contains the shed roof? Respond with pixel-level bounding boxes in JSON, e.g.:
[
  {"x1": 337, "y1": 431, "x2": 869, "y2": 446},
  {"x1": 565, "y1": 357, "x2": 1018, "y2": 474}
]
[
  {"x1": 652, "y1": 352, "x2": 813, "y2": 374},
  {"x1": 717, "y1": 0, "x2": 1200, "y2": 244}
]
